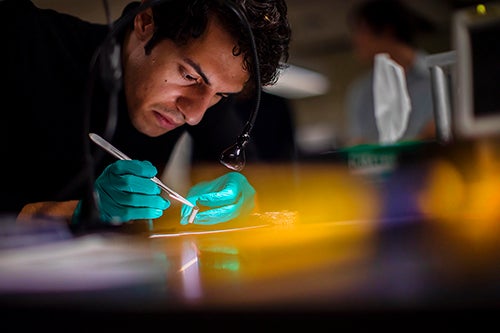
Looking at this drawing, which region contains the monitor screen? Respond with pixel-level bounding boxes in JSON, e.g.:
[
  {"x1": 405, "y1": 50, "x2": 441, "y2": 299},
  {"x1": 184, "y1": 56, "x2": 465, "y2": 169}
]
[
  {"x1": 469, "y1": 19, "x2": 500, "y2": 118},
  {"x1": 453, "y1": 4, "x2": 500, "y2": 139}
]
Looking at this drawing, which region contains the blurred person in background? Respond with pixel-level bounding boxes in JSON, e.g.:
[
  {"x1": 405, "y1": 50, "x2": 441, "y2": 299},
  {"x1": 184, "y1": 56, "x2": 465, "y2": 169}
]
[{"x1": 345, "y1": 0, "x2": 436, "y2": 146}]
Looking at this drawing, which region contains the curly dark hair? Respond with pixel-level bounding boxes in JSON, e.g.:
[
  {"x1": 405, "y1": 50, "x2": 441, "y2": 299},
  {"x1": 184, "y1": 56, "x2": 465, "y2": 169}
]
[{"x1": 122, "y1": 0, "x2": 290, "y2": 88}]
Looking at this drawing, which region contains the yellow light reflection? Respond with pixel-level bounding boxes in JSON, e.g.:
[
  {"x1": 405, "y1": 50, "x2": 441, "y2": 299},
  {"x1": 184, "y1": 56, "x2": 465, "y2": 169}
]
[
  {"x1": 417, "y1": 159, "x2": 466, "y2": 221},
  {"x1": 151, "y1": 162, "x2": 395, "y2": 305},
  {"x1": 476, "y1": 4, "x2": 487, "y2": 15},
  {"x1": 418, "y1": 140, "x2": 500, "y2": 247},
  {"x1": 241, "y1": 163, "x2": 382, "y2": 225},
  {"x1": 185, "y1": 219, "x2": 376, "y2": 305}
]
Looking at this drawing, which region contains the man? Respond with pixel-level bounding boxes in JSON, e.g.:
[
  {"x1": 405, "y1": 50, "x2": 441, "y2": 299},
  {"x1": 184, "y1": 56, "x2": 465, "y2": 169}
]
[
  {"x1": 345, "y1": 0, "x2": 435, "y2": 146},
  {"x1": 0, "y1": 0, "x2": 291, "y2": 228}
]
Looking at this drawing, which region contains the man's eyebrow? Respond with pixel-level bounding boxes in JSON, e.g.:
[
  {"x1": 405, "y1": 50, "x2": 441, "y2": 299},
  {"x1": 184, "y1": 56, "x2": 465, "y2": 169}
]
[
  {"x1": 184, "y1": 58, "x2": 210, "y2": 85},
  {"x1": 183, "y1": 57, "x2": 244, "y2": 96}
]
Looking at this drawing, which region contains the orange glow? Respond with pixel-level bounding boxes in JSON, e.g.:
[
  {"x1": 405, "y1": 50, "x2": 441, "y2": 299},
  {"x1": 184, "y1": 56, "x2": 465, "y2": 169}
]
[
  {"x1": 417, "y1": 159, "x2": 466, "y2": 220},
  {"x1": 418, "y1": 140, "x2": 500, "y2": 246}
]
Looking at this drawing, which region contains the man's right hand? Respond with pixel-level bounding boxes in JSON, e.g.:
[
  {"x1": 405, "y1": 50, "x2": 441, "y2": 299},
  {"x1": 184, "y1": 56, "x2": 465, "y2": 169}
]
[{"x1": 90, "y1": 160, "x2": 170, "y2": 224}]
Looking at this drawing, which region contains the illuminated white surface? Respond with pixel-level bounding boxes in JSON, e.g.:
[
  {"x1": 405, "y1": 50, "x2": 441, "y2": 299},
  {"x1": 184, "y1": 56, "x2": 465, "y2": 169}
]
[
  {"x1": 264, "y1": 64, "x2": 330, "y2": 99},
  {"x1": 0, "y1": 235, "x2": 166, "y2": 292}
]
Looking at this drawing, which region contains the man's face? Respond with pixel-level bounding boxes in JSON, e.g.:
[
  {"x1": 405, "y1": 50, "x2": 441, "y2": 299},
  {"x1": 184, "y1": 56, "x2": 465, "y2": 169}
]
[{"x1": 123, "y1": 10, "x2": 249, "y2": 137}]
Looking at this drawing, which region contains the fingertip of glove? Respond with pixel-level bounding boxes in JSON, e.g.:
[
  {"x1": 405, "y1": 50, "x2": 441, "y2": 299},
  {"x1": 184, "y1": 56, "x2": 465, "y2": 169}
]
[
  {"x1": 162, "y1": 199, "x2": 171, "y2": 210},
  {"x1": 152, "y1": 208, "x2": 164, "y2": 219}
]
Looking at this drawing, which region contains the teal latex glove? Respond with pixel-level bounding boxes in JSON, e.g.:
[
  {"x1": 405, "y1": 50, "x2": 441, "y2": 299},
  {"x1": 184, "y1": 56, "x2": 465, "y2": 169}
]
[
  {"x1": 180, "y1": 172, "x2": 255, "y2": 225},
  {"x1": 92, "y1": 160, "x2": 170, "y2": 223}
]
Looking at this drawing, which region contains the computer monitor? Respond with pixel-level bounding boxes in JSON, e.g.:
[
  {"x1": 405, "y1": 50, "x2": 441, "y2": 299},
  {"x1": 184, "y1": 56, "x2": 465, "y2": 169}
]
[{"x1": 452, "y1": 3, "x2": 500, "y2": 139}]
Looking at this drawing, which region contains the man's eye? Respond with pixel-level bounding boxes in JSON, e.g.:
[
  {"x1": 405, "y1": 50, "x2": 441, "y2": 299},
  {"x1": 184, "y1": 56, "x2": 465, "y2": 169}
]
[{"x1": 183, "y1": 73, "x2": 198, "y2": 81}]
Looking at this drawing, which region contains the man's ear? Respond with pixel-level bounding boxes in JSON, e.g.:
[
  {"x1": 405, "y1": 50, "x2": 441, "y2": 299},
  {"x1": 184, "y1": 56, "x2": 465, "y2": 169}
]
[{"x1": 133, "y1": 8, "x2": 155, "y2": 41}]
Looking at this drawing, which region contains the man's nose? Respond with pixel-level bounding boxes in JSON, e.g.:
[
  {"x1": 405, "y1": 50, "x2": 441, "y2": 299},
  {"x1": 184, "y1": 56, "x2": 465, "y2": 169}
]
[{"x1": 177, "y1": 92, "x2": 215, "y2": 126}]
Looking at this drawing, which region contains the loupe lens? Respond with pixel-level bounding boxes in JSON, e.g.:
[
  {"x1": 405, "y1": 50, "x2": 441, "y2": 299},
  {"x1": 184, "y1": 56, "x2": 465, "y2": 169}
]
[{"x1": 219, "y1": 141, "x2": 246, "y2": 171}]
